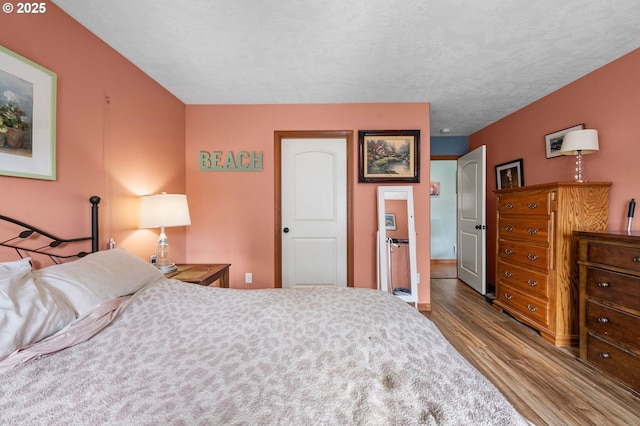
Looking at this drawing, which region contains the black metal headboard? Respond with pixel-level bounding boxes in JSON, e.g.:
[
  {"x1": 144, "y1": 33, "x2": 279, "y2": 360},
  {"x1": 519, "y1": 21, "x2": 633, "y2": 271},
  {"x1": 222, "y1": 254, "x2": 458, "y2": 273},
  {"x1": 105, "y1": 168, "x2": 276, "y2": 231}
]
[{"x1": 0, "y1": 195, "x2": 100, "y2": 263}]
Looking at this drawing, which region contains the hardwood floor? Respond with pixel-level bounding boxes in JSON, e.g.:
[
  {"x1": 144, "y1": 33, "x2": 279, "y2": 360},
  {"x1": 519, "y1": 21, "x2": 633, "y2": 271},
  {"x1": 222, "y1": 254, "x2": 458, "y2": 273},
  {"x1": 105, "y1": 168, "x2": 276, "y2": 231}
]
[{"x1": 424, "y1": 265, "x2": 640, "y2": 426}]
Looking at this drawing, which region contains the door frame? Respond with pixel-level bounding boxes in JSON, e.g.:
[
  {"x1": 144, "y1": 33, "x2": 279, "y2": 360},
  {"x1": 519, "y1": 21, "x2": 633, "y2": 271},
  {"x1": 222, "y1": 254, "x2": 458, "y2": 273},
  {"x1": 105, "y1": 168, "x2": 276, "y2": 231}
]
[
  {"x1": 274, "y1": 130, "x2": 354, "y2": 288},
  {"x1": 430, "y1": 155, "x2": 460, "y2": 276}
]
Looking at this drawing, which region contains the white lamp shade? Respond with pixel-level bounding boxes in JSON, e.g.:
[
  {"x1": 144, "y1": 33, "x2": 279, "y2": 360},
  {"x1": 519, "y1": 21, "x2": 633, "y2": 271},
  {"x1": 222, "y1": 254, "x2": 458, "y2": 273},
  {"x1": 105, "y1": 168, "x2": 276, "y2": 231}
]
[
  {"x1": 139, "y1": 193, "x2": 191, "y2": 229},
  {"x1": 559, "y1": 129, "x2": 599, "y2": 155}
]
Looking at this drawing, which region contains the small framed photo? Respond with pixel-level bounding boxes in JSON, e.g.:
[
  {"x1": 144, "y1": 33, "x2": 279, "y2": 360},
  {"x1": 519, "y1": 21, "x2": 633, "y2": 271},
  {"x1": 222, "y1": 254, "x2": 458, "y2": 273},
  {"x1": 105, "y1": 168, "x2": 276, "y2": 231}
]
[
  {"x1": 430, "y1": 181, "x2": 440, "y2": 196},
  {"x1": 545, "y1": 123, "x2": 584, "y2": 158},
  {"x1": 495, "y1": 159, "x2": 524, "y2": 190},
  {"x1": 358, "y1": 130, "x2": 420, "y2": 183},
  {"x1": 384, "y1": 214, "x2": 396, "y2": 231},
  {"x1": 0, "y1": 45, "x2": 57, "y2": 180}
]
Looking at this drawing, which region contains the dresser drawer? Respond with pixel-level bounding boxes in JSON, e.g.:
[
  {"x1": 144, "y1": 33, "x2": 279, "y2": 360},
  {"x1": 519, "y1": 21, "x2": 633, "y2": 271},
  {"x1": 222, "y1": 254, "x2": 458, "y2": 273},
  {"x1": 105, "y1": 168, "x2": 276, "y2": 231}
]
[
  {"x1": 498, "y1": 260, "x2": 548, "y2": 298},
  {"x1": 587, "y1": 333, "x2": 640, "y2": 392},
  {"x1": 497, "y1": 284, "x2": 549, "y2": 327},
  {"x1": 498, "y1": 240, "x2": 549, "y2": 270},
  {"x1": 586, "y1": 267, "x2": 640, "y2": 312},
  {"x1": 588, "y1": 242, "x2": 640, "y2": 273},
  {"x1": 497, "y1": 191, "x2": 550, "y2": 216},
  {"x1": 498, "y1": 217, "x2": 550, "y2": 244},
  {"x1": 586, "y1": 300, "x2": 640, "y2": 348}
]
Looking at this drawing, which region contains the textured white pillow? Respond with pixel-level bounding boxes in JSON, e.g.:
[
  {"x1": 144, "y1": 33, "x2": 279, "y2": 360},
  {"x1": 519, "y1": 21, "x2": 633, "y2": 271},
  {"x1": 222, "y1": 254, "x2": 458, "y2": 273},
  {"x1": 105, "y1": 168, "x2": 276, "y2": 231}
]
[
  {"x1": 33, "y1": 248, "x2": 164, "y2": 317},
  {"x1": 0, "y1": 268, "x2": 76, "y2": 359},
  {"x1": 0, "y1": 258, "x2": 32, "y2": 276}
]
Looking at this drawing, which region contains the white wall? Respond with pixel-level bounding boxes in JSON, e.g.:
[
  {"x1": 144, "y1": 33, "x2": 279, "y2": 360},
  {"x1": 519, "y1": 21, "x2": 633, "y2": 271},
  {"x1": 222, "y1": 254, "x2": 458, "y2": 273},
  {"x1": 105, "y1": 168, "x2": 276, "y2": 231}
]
[{"x1": 430, "y1": 160, "x2": 457, "y2": 259}]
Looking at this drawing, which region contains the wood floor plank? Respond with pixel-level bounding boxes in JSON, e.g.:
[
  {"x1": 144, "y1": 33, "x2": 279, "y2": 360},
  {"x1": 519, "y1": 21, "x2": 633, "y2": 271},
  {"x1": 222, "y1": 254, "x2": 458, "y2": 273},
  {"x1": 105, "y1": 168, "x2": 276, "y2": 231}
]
[{"x1": 425, "y1": 271, "x2": 640, "y2": 426}]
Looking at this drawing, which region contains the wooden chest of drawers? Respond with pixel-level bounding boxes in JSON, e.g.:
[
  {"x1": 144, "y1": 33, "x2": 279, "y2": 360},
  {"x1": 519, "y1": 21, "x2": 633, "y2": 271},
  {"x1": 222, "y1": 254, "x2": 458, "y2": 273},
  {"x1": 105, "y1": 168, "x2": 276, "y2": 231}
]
[
  {"x1": 494, "y1": 182, "x2": 610, "y2": 346},
  {"x1": 575, "y1": 231, "x2": 640, "y2": 395}
]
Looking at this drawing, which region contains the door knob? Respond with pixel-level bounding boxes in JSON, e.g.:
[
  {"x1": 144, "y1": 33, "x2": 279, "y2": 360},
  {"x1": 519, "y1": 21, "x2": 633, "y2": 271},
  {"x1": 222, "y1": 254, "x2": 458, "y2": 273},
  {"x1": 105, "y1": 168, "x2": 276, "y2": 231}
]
[{"x1": 283, "y1": 227, "x2": 290, "y2": 233}]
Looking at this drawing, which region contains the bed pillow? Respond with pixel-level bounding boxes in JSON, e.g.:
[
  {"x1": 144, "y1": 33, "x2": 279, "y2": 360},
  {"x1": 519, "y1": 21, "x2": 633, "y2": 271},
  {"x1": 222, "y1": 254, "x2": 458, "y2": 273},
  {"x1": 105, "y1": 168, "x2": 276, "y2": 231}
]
[
  {"x1": 0, "y1": 268, "x2": 76, "y2": 359},
  {"x1": 0, "y1": 258, "x2": 32, "y2": 276},
  {"x1": 33, "y1": 248, "x2": 164, "y2": 317}
]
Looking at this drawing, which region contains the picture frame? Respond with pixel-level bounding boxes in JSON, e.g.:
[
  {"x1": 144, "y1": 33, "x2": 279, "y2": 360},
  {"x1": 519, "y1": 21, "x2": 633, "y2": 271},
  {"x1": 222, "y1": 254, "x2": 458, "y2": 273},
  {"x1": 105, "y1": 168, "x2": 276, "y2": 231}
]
[
  {"x1": 358, "y1": 130, "x2": 420, "y2": 183},
  {"x1": 495, "y1": 158, "x2": 524, "y2": 190},
  {"x1": 384, "y1": 213, "x2": 396, "y2": 231},
  {"x1": 545, "y1": 123, "x2": 584, "y2": 159},
  {"x1": 0, "y1": 45, "x2": 57, "y2": 180},
  {"x1": 430, "y1": 181, "x2": 440, "y2": 196}
]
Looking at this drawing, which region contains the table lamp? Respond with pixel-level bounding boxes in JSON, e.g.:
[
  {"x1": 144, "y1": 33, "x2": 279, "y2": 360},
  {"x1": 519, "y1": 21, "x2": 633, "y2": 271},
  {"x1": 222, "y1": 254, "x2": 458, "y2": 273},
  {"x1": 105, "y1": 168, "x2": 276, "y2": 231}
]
[
  {"x1": 559, "y1": 129, "x2": 599, "y2": 182},
  {"x1": 139, "y1": 193, "x2": 191, "y2": 273}
]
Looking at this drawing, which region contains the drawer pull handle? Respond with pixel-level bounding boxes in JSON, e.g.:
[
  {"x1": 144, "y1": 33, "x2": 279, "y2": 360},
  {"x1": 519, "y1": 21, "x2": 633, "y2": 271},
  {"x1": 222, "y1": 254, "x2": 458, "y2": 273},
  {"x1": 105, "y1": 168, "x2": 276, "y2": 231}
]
[
  {"x1": 504, "y1": 293, "x2": 513, "y2": 300},
  {"x1": 597, "y1": 317, "x2": 609, "y2": 324},
  {"x1": 505, "y1": 226, "x2": 514, "y2": 232},
  {"x1": 597, "y1": 281, "x2": 610, "y2": 288},
  {"x1": 504, "y1": 249, "x2": 513, "y2": 255},
  {"x1": 634, "y1": 256, "x2": 640, "y2": 263},
  {"x1": 527, "y1": 279, "x2": 538, "y2": 287},
  {"x1": 526, "y1": 304, "x2": 537, "y2": 312},
  {"x1": 505, "y1": 204, "x2": 514, "y2": 210},
  {"x1": 527, "y1": 254, "x2": 538, "y2": 261},
  {"x1": 599, "y1": 352, "x2": 610, "y2": 359},
  {"x1": 528, "y1": 203, "x2": 539, "y2": 209},
  {"x1": 504, "y1": 271, "x2": 513, "y2": 278},
  {"x1": 527, "y1": 228, "x2": 538, "y2": 235}
]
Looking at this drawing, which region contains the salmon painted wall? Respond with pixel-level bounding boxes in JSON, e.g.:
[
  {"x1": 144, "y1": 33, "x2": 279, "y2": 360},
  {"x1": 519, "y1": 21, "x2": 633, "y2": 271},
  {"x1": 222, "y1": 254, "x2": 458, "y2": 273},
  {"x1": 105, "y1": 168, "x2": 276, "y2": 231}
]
[
  {"x1": 0, "y1": 4, "x2": 186, "y2": 265},
  {"x1": 185, "y1": 103, "x2": 432, "y2": 304},
  {"x1": 469, "y1": 48, "x2": 640, "y2": 282}
]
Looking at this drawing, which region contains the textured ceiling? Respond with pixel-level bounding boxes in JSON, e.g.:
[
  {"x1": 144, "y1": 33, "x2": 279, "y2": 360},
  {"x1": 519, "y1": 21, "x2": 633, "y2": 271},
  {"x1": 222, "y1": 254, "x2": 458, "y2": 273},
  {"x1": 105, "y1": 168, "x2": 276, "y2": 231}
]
[{"x1": 52, "y1": 0, "x2": 640, "y2": 136}]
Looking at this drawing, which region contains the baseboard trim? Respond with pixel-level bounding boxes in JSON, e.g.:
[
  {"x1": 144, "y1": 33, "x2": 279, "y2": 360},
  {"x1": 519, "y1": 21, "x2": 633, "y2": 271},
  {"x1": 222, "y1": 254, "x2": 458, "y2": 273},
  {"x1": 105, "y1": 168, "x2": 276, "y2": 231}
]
[
  {"x1": 430, "y1": 259, "x2": 456, "y2": 265},
  {"x1": 418, "y1": 303, "x2": 432, "y2": 312}
]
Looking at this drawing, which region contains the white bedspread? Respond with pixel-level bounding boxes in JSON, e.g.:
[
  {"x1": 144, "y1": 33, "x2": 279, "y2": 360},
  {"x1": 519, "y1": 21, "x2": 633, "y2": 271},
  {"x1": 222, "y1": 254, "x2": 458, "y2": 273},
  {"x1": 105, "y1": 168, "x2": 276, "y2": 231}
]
[{"x1": 0, "y1": 280, "x2": 528, "y2": 425}]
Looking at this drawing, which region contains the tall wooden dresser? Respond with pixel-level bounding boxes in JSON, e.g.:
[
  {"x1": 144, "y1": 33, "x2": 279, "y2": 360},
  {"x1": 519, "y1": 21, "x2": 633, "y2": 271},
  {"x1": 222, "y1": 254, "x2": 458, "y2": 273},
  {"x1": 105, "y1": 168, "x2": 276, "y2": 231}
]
[
  {"x1": 575, "y1": 231, "x2": 640, "y2": 395},
  {"x1": 494, "y1": 182, "x2": 610, "y2": 346}
]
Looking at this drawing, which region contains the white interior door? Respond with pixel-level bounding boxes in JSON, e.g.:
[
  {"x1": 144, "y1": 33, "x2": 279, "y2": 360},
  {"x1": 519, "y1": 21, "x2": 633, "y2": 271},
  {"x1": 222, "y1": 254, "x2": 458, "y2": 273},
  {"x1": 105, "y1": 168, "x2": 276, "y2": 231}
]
[
  {"x1": 281, "y1": 138, "x2": 347, "y2": 288},
  {"x1": 456, "y1": 145, "x2": 487, "y2": 295}
]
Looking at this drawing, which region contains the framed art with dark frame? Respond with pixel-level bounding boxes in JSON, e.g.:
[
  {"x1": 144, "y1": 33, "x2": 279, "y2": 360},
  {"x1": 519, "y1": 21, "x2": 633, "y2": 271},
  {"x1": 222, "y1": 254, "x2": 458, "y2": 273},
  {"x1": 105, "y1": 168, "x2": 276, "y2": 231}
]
[
  {"x1": 0, "y1": 45, "x2": 57, "y2": 180},
  {"x1": 545, "y1": 123, "x2": 584, "y2": 159},
  {"x1": 358, "y1": 129, "x2": 420, "y2": 183},
  {"x1": 495, "y1": 158, "x2": 524, "y2": 190}
]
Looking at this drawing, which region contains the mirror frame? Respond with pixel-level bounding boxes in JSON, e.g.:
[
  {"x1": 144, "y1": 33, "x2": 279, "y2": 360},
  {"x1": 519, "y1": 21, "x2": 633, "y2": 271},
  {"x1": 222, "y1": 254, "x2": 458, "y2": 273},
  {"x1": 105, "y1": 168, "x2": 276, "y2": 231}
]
[{"x1": 377, "y1": 186, "x2": 418, "y2": 305}]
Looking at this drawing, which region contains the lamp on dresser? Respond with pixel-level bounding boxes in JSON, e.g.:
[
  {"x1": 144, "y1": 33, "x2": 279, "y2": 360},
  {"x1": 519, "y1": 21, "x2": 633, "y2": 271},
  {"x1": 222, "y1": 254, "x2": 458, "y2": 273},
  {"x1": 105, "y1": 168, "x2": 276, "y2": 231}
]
[
  {"x1": 139, "y1": 193, "x2": 191, "y2": 273},
  {"x1": 559, "y1": 129, "x2": 599, "y2": 182}
]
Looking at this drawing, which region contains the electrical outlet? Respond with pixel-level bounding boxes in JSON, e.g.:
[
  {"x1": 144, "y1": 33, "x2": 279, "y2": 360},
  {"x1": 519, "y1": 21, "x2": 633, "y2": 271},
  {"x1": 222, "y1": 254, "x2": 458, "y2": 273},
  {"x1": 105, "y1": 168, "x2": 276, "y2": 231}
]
[{"x1": 245, "y1": 273, "x2": 252, "y2": 284}]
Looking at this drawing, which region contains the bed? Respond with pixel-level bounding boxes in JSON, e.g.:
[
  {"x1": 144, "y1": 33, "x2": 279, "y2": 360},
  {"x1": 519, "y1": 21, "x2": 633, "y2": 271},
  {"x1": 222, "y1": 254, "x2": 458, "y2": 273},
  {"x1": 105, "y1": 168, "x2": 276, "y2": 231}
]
[{"x1": 0, "y1": 197, "x2": 528, "y2": 425}]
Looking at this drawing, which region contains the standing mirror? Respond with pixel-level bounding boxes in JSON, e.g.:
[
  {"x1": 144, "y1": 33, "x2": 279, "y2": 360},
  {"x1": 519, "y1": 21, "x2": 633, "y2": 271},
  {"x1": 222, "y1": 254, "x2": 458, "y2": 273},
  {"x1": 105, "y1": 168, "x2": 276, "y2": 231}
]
[{"x1": 377, "y1": 186, "x2": 418, "y2": 306}]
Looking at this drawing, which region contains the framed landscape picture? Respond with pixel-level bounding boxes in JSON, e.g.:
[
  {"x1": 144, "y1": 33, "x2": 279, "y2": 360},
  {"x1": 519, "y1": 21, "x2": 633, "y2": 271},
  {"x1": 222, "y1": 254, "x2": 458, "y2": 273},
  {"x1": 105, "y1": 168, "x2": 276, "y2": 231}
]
[
  {"x1": 0, "y1": 45, "x2": 57, "y2": 180},
  {"x1": 358, "y1": 130, "x2": 420, "y2": 183}
]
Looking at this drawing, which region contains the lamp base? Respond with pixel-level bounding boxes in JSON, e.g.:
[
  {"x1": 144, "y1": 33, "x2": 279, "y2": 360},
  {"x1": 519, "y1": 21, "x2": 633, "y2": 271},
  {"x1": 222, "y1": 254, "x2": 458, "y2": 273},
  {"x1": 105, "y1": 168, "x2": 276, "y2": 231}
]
[
  {"x1": 573, "y1": 151, "x2": 585, "y2": 182},
  {"x1": 156, "y1": 263, "x2": 178, "y2": 274}
]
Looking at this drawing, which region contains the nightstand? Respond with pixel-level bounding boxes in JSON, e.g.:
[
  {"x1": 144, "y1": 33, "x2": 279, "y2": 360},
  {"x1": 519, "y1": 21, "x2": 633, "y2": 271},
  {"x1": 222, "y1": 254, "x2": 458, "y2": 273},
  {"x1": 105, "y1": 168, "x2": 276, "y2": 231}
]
[{"x1": 166, "y1": 264, "x2": 231, "y2": 288}]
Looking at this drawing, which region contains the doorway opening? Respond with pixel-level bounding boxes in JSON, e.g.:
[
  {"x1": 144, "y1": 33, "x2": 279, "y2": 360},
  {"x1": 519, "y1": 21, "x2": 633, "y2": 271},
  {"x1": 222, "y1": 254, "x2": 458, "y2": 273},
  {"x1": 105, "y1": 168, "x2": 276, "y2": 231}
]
[{"x1": 430, "y1": 156, "x2": 458, "y2": 279}]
